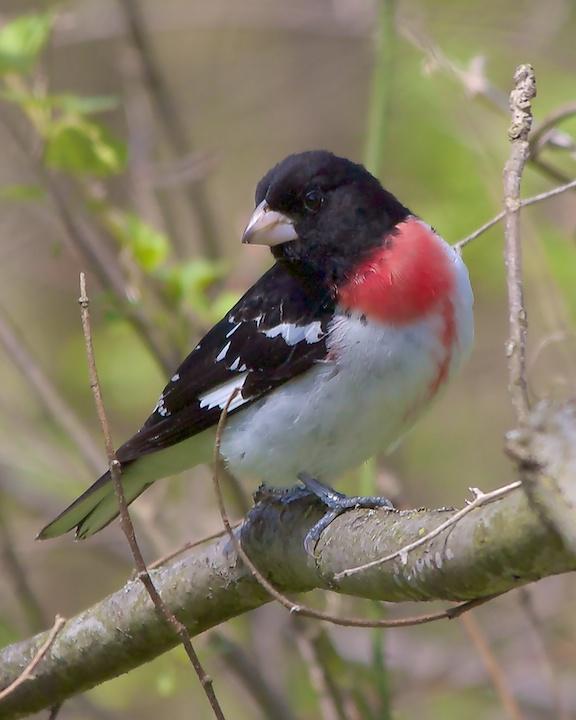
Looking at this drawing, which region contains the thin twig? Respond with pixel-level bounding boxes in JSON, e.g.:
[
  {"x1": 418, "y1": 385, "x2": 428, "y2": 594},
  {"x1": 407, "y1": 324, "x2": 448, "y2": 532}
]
[
  {"x1": 212, "y1": 391, "x2": 500, "y2": 630},
  {"x1": 148, "y1": 521, "x2": 241, "y2": 569},
  {"x1": 47, "y1": 703, "x2": 63, "y2": 720},
  {"x1": 293, "y1": 620, "x2": 350, "y2": 720},
  {"x1": 121, "y1": 44, "x2": 170, "y2": 241},
  {"x1": 402, "y1": 29, "x2": 574, "y2": 182},
  {"x1": 210, "y1": 632, "x2": 297, "y2": 720},
  {"x1": 0, "y1": 115, "x2": 175, "y2": 375},
  {"x1": 529, "y1": 100, "x2": 576, "y2": 156},
  {"x1": 335, "y1": 482, "x2": 521, "y2": 580},
  {"x1": 455, "y1": 177, "x2": 576, "y2": 250},
  {"x1": 0, "y1": 616, "x2": 66, "y2": 701},
  {"x1": 363, "y1": 0, "x2": 396, "y2": 178},
  {"x1": 459, "y1": 612, "x2": 524, "y2": 720},
  {"x1": 0, "y1": 305, "x2": 103, "y2": 473},
  {"x1": 502, "y1": 65, "x2": 536, "y2": 425},
  {"x1": 517, "y1": 588, "x2": 568, "y2": 720},
  {"x1": 117, "y1": 0, "x2": 220, "y2": 259},
  {"x1": 78, "y1": 273, "x2": 226, "y2": 720}
]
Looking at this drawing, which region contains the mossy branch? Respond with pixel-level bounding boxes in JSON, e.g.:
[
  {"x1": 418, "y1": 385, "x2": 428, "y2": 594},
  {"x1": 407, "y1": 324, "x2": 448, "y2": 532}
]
[{"x1": 1, "y1": 401, "x2": 575, "y2": 719}]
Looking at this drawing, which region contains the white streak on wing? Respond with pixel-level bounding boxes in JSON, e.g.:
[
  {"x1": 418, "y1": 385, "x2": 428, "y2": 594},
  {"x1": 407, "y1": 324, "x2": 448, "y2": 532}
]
[
  {"x1": 216, "y1": 341, "x2": 231, "y2": 362},
  {"x1": 304, "y1": 322, "x2": 324, "y2": 343},
  {"x1": 154, "y1": 395, "x2": 170, "y2": 417},
  {"x1": 263, "y1": 320, "x2": 323, "y2": 346},
  {"x1": 198, "y1": 373, "x2": 249, "y2": 411},
  {"x1": 229, "y1": 357, "x2": 241, "y2": 371},
  {"x1": 226, "y1": 323, "x2": 241, "y2": 338}
]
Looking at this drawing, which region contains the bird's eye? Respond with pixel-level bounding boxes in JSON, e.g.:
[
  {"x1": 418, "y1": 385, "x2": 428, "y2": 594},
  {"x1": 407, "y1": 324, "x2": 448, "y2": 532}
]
[{"x1": 303, "y1": 188, "x2": 323, "y2": 213}]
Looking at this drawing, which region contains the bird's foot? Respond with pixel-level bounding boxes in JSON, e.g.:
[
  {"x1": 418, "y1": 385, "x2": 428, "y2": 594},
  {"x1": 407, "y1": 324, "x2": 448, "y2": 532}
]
[{"x1": 298, "y1": 472, "x2": 395, "y2": 557}]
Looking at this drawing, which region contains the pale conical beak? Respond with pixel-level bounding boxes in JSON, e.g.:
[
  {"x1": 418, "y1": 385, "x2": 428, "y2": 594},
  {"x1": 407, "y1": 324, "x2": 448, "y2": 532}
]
[{"x1": 241, "y1": 200, "x2": 297, "y2": 246}]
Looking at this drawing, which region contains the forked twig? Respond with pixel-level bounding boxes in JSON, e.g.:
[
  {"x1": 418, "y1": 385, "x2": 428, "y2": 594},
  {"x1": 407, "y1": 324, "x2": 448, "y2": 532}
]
[
  {"x1": 455, "y1": 177, "x2": 576, "y2": 251},
  {"x1": 78, "y1": 273, "x2": 226, "y2": 720},
  {"x1": 529, "y1": 100, "x2": 576, "y2": 156},
  {"x1": 0, "y1": 616, "x2": 66, "y2": 701}
]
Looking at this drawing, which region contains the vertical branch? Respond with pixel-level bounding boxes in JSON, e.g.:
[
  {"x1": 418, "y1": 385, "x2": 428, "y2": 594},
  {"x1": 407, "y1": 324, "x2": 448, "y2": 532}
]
[
  {"x1": 503, "y1": 64, "x2": 536, "y2": 424},
  {"x1": 117, "y1": 0, "x2": 220, "y2": 259},
  {"x1": 121, "y1": 45, "x2": 170, "y2": 239},
  {"x1": 360, "y1": 0, "x2": 395, "y2": 498},
  {"x1": 369, "y1": 622, "x2": 392, "y2": 720},
  {"x1": 49, "y1": 176, "x2": 176, "y2": 375},
  {"x1": 209, "y1": 632, "x2": 297, "y2": 720},
  {"x1": 363, "y1": 0, "x2": 396, "y2": 178},
  {"x1": 459, "y1": 613, "x2": 524, "y2": 720},
  {"x1": 0, "y1": 503, "x2": 46, "y2": 633},
  {"x1": 0, "y1": 116, "x2": 176, "y2": 375},
  {"x1": 293, "y1": 621, "x2": 349, "y2": 720},
  {"x1": 78, "y1": 273, "x2": 226, "y2": 720},
  {"x1": 517, "y1": 589, "x2": 568, "y2": 720}
]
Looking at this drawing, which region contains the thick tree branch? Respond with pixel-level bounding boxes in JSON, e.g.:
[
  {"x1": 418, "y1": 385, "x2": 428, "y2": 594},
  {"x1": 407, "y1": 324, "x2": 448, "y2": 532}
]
[{"x1": 1, "y1": 401, "x2": 575, "y2": 719}]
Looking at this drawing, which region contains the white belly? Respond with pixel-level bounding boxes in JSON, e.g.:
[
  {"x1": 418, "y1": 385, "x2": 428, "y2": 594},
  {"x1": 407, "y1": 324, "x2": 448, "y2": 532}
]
[{"x1": 221, "y1": 304, "x2": 471, "y2": 485}]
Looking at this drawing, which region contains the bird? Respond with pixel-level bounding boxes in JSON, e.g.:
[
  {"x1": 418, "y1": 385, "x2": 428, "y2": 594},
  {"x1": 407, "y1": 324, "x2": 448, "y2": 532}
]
[{"x1": 38, "y1": 150, "x2": 474, "y2": 552}]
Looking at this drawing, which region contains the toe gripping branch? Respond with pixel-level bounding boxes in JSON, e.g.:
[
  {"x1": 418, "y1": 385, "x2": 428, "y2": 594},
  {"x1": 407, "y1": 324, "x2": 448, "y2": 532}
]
[
  {"x1": 252, "y1": 474, "x2": 394, "y2": 556},
  {"x1": 297, "y1": 473, "x2": 395, "y2": 556}
]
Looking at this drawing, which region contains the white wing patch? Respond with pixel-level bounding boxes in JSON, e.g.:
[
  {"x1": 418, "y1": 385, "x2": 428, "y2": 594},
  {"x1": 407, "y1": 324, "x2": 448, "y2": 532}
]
[
  {"x1": 262, "y1": 321, "x2": 324, "y2": 346},
  {"x1": 226, "y1": 323, "x2": 241, "y2": 338},
  {"x1": 215, "y1": 341, "x2": 231, "y2": 362},
  {"x1": 154, "y1": 394, "x2": 171, "y2": 417},
  {"x1": 198, "y1": 373, "x2": 249, "y2": 411}
]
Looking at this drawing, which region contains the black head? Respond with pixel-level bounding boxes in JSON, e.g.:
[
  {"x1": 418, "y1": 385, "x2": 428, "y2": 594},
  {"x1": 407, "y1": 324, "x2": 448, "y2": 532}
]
[{"x1": 242, "y1": 151, "x2": 410, "y2": 285}]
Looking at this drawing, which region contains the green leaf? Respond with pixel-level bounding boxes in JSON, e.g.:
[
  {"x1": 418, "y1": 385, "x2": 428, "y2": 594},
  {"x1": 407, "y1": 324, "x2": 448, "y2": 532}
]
[
  {"x1": 0, "y1": 90, "x2": 118, "y2": 115},
  {"x1": 0, "y1": 183, "x2": 45, "y2": 201},
  {"x1": 51, "y1": 94, "x2": 119, "y2": 115},
  {"x1": 105, "y1": 209, "x2": 169, "y2": 271},
  {"x1": 45, "y1": 118, "x2": 126, "y2": 176},
  {"x1": 0, "y1": 12, "x2": 54, "y2": 75}
]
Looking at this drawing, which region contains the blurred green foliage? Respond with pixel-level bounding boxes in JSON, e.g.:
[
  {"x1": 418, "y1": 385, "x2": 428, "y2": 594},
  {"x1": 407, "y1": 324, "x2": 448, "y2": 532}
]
[
  {"x1": 0, "y1": 10, "x2": 53, "y2": 75},
  {"x1": 45, "y1": 117, "x2": 127, "y2": 175}
]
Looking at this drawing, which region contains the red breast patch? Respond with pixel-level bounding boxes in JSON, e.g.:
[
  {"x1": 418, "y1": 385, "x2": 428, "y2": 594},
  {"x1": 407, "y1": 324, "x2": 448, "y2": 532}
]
[{"x1": 337, "y1": 218, "x2": 455, "y2": 325}]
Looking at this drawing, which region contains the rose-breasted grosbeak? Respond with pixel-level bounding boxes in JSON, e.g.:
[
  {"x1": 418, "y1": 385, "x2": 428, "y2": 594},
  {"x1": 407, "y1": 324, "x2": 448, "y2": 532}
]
[{"x1": 38, "y1": 151, "x2": 474, "y2": 551}]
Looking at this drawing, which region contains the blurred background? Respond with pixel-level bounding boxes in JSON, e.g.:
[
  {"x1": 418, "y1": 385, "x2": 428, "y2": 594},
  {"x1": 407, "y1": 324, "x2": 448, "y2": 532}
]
[{"x1": 0, "y1": 1, "x2": 575, "y2": 718}]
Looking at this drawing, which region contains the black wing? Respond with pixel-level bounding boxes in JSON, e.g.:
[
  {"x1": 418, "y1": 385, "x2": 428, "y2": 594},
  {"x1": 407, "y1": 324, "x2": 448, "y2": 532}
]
[{"x1": 116, "y1": 263, "x2": 334, "y2": 463}]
